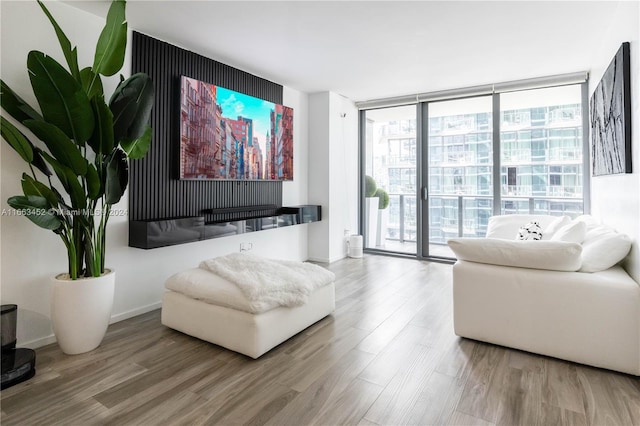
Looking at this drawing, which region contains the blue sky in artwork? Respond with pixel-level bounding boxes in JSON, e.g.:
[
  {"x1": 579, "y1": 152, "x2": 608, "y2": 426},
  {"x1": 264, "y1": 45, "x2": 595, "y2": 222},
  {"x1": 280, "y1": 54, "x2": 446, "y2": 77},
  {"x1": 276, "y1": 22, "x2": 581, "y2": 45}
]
[{"x1": 217, "y1": 86, "x2": 275, "y2": 147}]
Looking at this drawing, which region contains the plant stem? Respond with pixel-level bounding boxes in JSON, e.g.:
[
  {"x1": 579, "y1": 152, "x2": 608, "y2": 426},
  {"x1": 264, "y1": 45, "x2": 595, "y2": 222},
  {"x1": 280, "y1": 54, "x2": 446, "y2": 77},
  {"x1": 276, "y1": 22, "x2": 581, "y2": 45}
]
[
  {"x1": 67, "y1": 234, "x2": 78, "y2": 280},
  {"x1": 72, "y1": 216, "x2": 83, "y2": 278},
  {"x1": 98, "y1": 202, "x2": 110, "y2": 273},
  {"x1": 28, "y1": 164, "x2": 38, "y2": 182}
]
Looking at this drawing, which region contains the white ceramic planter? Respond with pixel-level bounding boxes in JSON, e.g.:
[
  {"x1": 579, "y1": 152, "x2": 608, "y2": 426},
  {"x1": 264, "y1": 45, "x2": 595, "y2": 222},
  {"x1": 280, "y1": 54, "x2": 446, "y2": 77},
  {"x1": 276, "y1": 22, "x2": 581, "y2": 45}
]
[
  {"x1": 376, "y1": 209, "x2": 389, "y2": 247},
  {"x1": 50, "y1": 269, "x2": 115, "y2": 355},
  {"x1": 365, "y1": 197, "x2": 379, "y2": 248}
]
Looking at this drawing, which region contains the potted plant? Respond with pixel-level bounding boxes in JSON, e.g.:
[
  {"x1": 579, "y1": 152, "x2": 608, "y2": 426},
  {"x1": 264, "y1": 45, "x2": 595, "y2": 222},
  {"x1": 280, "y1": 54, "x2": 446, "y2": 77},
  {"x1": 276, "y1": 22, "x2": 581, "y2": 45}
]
[{"x1": 0, "y1": 0, "x2": 153, "y2": 354}]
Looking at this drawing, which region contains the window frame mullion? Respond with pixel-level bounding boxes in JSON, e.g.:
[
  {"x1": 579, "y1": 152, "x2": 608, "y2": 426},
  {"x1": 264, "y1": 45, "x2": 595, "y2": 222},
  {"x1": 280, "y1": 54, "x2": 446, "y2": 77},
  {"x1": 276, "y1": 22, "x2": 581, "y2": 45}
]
[{"x1": 492, "y1": 93, "x2": 501, "y2": 216}]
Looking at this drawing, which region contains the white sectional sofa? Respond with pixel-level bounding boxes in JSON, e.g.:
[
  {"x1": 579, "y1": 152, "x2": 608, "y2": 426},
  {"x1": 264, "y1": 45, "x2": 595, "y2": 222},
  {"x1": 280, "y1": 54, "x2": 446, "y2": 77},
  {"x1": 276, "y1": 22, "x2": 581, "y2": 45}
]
[{"x1": 448, "y1": 214, "x2": 640, "y2": 376}]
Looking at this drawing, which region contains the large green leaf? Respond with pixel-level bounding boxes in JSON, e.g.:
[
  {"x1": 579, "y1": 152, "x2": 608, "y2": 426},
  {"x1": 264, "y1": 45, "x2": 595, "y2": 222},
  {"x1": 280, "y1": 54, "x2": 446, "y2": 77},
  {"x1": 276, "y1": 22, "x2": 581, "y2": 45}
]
[
  {"x1": 93, "y1": 0, "x2": 127, "y2": 77},
  {"x1": 1, "y1": 118, "x2": 52, "y2": 176},
  {"x1": 86, "y1": 164, "x2": 102, "y2": 200},
  {"x1": 88, "y1": 95, "x2": 114, "y2": 156},
  {"x1": 21, "y1": 173, "x2": 58, "y2": 207},
  {"x1": 37, "y1": 0, "x2": 80, "y2": 81},
  {"x1": 121, "y1": 125, "x2": 152, "y2": 159},
  {"x1": 80, "y1": 67, "x2": 104, "y2": 100},
  {"x1": 7, "y1": 195, "x2": 62, "y2": 231},
  {"x1": 0, "y1": 116, "x2": 34, "y2": 162},
  {"x1": 110, "y1": 73, "x2": 154, "y2": 143},
  {"x1": 0, "y1": 117, "x2": 53, "y2": 176},
  {"x1": 40, "y1": 151, "x2": 87, "y2": 209},
  {"x1": 0, "y1": 80, "x2": 43, "y2": 123},
  {"x1": 27, "y1": 51, "x2": 94, "y2": 143},
  {"x1": 23, "y1": 120, "x2": 87, "y2": 176},
  {"x1": 105, "y1": 148, "x2": 128, "y2": 205}
]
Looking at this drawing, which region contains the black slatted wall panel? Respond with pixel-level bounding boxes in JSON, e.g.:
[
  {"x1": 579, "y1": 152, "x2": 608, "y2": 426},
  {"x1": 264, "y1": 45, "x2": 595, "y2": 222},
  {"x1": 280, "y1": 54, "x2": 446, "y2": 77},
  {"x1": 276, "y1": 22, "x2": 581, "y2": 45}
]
[{"x1": 130, "y1": 32, "x2": 283, "y2": 221}]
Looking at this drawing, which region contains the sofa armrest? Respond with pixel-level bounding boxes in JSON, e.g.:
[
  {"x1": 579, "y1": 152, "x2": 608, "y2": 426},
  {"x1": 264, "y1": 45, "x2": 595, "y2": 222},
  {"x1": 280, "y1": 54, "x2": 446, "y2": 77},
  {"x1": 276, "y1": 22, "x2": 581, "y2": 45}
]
[{"x1": 447, "y1": 238, "x2": 582, "y2": 271}]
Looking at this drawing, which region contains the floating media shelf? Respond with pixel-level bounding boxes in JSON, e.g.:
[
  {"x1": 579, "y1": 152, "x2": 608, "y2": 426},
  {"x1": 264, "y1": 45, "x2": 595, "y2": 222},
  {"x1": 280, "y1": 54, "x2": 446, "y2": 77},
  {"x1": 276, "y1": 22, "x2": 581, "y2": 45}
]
[{"x1": 129, "y1": 205, "x2": 321, "y2": 249}]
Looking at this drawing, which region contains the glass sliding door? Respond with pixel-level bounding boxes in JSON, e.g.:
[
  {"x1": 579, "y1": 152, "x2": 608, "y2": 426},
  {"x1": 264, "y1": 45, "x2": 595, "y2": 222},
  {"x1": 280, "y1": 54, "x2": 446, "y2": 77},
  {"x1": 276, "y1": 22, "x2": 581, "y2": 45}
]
[
  {"x1": 364, "y1": 105, "x2": 417, "y2": 254},
  {"x1": 424, "y1": 96, "x2": 493, "y2": 258},
  {"x1": 360, "y1": 80, "x2": 587, "y2": 261}
]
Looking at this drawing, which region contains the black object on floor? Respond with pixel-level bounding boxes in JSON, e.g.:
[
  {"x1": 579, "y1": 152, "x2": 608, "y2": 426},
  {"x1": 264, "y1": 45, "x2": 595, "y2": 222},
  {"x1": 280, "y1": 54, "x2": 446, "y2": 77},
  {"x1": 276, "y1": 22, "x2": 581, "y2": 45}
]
[
  {"x1": 1, "y1": 304, "x2": 18, "y2": 351},
  {"x1": 1, "y1": 348, "x2": 36, "y2": 389},
  {"x1": 1, "y1": 304, "x2": 36, "y2": 389}
]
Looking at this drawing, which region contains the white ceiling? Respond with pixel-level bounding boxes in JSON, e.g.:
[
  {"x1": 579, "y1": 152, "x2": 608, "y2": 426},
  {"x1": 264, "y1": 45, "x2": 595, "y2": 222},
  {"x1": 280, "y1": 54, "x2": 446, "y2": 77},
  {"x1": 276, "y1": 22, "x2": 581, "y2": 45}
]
[{"x1": 65, "y1": 0, "x2": 620, "y2": 103}]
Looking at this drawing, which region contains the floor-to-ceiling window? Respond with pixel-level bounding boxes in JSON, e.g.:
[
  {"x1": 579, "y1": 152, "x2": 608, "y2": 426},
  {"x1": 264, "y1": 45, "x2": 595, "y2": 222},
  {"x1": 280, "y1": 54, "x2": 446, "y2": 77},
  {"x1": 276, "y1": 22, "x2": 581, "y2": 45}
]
[
  {"x1": 500, "y1": 85, "x2": 584, "y2": 216},
  {"x1": 363, "y1": 106, "x2": 417, "y2": 254},
  {"x1": 427, "y1": 96, "x2": 493, "y2": 257},
  {"x1": 360, "y1": 75, "x2": 588, "y2": 260}
]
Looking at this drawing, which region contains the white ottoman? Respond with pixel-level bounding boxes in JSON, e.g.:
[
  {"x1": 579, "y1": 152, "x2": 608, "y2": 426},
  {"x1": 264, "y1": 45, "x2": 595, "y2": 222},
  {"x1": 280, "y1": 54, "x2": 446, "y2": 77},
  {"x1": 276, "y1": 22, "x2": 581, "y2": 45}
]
[{"x1": 161, "y1": 268, "x2": 335, "y2": 358}]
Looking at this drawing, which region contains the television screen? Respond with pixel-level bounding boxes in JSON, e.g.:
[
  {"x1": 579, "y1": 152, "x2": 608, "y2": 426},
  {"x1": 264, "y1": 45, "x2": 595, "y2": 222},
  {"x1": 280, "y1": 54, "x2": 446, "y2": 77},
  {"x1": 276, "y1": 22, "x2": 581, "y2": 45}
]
[{"x1": 179, "y1": 76, "x2": 293, "y2": 180}]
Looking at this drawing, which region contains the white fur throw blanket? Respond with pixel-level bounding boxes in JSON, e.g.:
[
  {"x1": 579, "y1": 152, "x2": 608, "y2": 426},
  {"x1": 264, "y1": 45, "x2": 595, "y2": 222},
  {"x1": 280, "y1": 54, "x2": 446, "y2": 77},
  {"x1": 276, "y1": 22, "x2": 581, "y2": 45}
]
[{"x1": 199, "y1": 253, "x2": 335, "y2": 309}]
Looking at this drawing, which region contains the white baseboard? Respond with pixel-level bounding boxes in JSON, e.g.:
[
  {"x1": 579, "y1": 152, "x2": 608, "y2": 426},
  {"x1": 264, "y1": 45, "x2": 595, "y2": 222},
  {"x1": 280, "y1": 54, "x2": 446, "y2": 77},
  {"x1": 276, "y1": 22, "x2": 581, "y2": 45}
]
[
  {"x1": 109, "y1": 301, "x2": 162, "y2": 324},
  {"x1": 307, "y1": 256, "x2": 331, "y2": 263},
  {"x1": 22, "y1": 334, "x2": 57, "y2": 350},
  {"x1": 21, "y1": 301, "x2": 163, "y2": 350},
  {"x1": 307, "y1": 254, "x2": 347, "y2": 264}
]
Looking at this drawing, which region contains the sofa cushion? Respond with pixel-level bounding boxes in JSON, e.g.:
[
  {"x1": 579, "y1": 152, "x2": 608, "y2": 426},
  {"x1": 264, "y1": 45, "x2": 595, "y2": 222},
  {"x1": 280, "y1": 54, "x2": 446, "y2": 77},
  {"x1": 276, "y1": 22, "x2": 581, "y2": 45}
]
[
  {"x1": 580, "y1": 230, "x2": 632, "y2": 273},
  {"x1": 574, "y1": 214, "x2": 601, "y2": 231},
  {"x1": 486, "y1": 215, "x2": 561, "y2": 240},
  {"x1": 550, "y1": 220, "x2": 587, "y2": 244},
  {"x1": 447, "y1": 238, "x2": 583, "y2": 271},
  {"x1": 541, "y1": 215, "x2": 571, "y2": 240}
]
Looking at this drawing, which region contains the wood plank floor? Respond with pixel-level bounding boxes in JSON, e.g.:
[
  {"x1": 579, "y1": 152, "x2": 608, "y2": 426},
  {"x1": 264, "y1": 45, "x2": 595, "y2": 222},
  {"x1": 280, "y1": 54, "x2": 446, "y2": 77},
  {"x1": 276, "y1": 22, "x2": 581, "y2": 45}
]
[{"x1": 2, "y1": 255, "x2": 639, "y2": 425}]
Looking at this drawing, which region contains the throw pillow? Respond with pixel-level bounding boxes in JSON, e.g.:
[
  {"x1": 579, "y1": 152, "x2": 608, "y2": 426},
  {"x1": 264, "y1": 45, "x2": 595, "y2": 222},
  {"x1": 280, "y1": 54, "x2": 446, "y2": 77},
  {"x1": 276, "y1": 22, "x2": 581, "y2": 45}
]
[
  {"x1": 580, "y1": 231, "x2": 631, "y2": 272},
  {"x1": 550, "y1": 220, "x2": 587, "y2": 244},
  {"x1": 516, "y1": 221, "x2": 542, "y2": 240}
]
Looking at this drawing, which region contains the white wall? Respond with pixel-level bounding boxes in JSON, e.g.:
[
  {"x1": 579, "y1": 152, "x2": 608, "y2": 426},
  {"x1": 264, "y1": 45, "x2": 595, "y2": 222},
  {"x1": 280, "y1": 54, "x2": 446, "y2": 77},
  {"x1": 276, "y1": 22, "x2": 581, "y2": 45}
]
[
  {"x1": 0, "y1": 1, "x2": 310, "y2": 348},
  {"x1": 308, "y1": 92, "x2": 358, "y2": 263},
  {"x1": 282, "y1": 86, "x2": 309, "y2": 207},
  {"x1": 589, "y1": 1, "x2": 640, "y2": 283},
  {"x1": 307, "y1": 93, "x2": 331, "y2": 261},
  {"x1": 329, "y1": 93, "x2": 359, "y2": 259}
]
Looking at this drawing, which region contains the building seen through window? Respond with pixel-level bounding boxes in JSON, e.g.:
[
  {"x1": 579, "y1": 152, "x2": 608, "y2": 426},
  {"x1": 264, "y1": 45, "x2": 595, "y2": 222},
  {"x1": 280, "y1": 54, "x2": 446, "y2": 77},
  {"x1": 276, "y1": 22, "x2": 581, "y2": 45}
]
[{"x1": 365, "y1": 84, "x2": 585, "y2": 253}]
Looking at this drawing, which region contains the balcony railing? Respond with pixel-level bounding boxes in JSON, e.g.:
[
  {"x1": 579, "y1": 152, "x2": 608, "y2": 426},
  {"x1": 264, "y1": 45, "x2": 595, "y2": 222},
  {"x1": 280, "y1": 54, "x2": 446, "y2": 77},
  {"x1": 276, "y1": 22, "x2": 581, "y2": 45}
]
[
  {"x1": 503, "y1": 185, "x2": 582, "y2": 197},
  {"x1": 384, "y1": 193, "x2": 583, "y2": 245},
  {"x1": 501, "y1": 148, "x2": 581, "y2": 163},
  {"x1": 502, "y1": 150, "x2": 532, "y2": 163},
  {"x1": 548, "y1": 147, "x2": 581, "y2": 161}
]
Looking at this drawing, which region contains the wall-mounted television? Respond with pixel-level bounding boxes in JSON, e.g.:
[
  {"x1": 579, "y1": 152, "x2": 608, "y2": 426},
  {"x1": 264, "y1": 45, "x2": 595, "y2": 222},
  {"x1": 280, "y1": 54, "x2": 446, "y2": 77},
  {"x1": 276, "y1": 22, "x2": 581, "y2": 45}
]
[{"x1": 179, "y1": 76, "x2": 293, "y2": 180}]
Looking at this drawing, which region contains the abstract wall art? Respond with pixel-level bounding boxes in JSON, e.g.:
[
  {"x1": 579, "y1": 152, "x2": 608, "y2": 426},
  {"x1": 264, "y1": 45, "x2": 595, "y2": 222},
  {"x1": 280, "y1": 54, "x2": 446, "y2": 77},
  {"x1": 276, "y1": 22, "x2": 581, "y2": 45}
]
[{"x1": 590, "y1": 42, "x2": 632, "y2": 176}]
